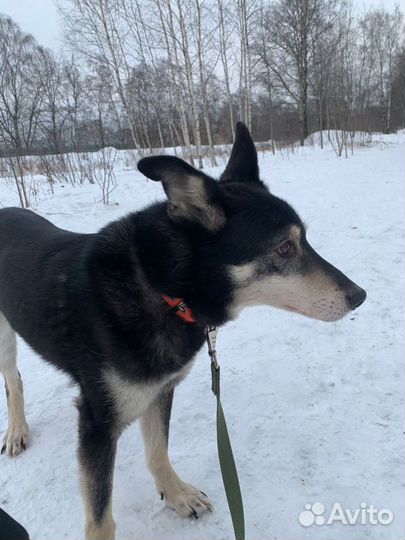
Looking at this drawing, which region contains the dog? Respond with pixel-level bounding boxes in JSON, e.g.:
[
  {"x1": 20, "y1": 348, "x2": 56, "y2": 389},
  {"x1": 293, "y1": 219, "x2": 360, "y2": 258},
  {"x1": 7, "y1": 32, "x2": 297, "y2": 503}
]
[{"x1": 0, "y1": 122, "x2": 366, "y2": 539}]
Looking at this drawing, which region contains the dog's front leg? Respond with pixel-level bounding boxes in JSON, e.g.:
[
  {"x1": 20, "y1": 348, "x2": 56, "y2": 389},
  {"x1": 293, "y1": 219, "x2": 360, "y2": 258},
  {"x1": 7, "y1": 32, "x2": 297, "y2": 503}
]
[
  {"x1": 140, "y1": 387, "x2": 213, "y2": 518},
  {"x1": 78, "y1": 398, "x2": 117, "y2": 540}
]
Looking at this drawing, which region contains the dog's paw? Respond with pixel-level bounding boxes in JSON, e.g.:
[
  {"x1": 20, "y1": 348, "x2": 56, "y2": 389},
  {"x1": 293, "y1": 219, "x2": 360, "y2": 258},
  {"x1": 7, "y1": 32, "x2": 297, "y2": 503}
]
[
  {"x1": 1, "y1": 422, "x2": 29, "y2": 457},
  {"x1": 159, "y1": 479, "x2": 213, "y2": 518}
]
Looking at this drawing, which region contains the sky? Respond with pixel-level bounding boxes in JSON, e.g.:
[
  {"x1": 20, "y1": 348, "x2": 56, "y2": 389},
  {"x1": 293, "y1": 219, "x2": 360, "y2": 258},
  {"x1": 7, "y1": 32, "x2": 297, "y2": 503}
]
[
  {"x1": 0, "y1": 0, "x2": 402, "y2": 51},
  {"x1": 0, "y1": 0, "x2": 60, "y2": 49}
]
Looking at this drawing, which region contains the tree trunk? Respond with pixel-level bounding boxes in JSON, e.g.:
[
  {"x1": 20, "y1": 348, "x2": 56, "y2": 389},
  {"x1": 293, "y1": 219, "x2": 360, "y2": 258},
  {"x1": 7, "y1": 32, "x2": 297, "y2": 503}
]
[
  {"x1": 217, "y1": 0, "x2": 235, "y2": 141},
  {"x1": 176, "y1": 0, "x2": 203, "y2": 168},
  {"x1": 157, "y1": 0, "x2": 194, "y2": 164},
  {"x1": 195, "y1": 0, "x2": 217, "y2": 167}
]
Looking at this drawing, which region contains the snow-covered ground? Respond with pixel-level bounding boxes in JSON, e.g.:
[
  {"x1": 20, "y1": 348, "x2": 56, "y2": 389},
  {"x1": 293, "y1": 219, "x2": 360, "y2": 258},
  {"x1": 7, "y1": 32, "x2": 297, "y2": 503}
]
[{"x1": 0, "y1": 132, "x2": 404, "y2": 540}]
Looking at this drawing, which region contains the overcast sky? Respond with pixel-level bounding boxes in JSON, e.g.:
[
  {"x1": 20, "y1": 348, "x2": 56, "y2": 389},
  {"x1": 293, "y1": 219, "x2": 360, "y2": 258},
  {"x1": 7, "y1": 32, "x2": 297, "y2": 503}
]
[{"x1": 0, "y1": 0, "x2": 402, "y2": 50}]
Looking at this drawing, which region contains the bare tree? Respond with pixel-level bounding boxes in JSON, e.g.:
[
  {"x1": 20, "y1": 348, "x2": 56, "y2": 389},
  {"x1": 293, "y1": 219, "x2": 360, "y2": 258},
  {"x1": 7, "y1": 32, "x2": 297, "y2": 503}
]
[
  {"x1": 0, "y1": 15, "x2": 46, "y2": 206},
  {"x1": 192, "y1": 0, "x2": 219, "y2": 166},
  {"x1": 254, "y1": 1, "x2": 279, "y2": 153},
  {"x1": 39, "y1": 50, "x2": 69, "y2": 153},
  {"x1": 1, "y1": 0, "x2": 404, "y2": 161},
  {"x1": 153, "y1": 0, "x2": 194, "y2": 161},
  {"x1": 60, "y1": 0, "x2": 141, "y2": 148},
  {"x1": 260, "y1": 0, "x2": 340, "y2": 145},
  {"x1": 359, "y1": 6, "x2": 403, "y2": 133},
  {"x1": 237, "y1": 0, "x2": 256, "y2": 130},
  {"x1": 63, "y1": 57, "x2": 86, "y2": 151},
  {"x1": 390, "y1": 46, "x2": 405, "y2": 128},
  {"x1": 217, "y1": 0, "x2": 236, "y2": 140}
]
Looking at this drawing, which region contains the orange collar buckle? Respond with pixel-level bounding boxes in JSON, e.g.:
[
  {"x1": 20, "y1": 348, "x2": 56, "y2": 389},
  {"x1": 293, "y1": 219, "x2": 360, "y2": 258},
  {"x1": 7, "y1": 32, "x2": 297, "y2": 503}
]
[{"x1": 162, "y1": 294, "x2": 197, "y2": 324}]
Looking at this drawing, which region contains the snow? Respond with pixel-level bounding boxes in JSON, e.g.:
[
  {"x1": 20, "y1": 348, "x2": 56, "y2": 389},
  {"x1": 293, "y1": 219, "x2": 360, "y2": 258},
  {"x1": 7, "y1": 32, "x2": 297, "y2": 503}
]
[{"x1": 0, "y1": 134, "x2": 404, "y2": 540}]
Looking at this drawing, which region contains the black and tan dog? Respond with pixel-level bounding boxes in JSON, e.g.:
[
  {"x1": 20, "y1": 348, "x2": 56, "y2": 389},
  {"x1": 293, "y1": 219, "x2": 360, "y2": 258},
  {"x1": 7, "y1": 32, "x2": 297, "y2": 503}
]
[{"x1": 0, "y1": 123, "x2": 366, "y2": 539}]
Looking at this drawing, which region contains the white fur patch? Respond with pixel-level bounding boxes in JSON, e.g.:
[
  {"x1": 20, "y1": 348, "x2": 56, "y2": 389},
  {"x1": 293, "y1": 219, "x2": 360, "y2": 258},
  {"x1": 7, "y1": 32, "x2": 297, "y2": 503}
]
[
  {"x1": 104, "y1": 363, "x2": 193, "y2": 426},
  {"x1": 229, "y1": 266, "x2": 349, "y2": 322},
  {"x1": 230, "y1": 262, "x2": 256, "y2": 286}
]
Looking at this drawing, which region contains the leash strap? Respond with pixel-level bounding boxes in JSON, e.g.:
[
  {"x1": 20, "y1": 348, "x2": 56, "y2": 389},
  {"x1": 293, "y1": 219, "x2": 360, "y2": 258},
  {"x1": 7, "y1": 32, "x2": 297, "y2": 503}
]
[{"x1": 206, "y1": 326, "x2": 245, "y2": 540}]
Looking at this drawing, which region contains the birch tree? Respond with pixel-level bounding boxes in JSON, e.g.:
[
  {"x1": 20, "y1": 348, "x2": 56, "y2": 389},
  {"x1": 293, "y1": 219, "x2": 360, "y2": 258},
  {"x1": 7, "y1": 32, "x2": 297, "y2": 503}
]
[
  {"x1": 217, "y1": 0, "x2": 236, "y2": 140},
  {"x1": 192, "y1": 0, "x2": 219, "y2": 165},
  {"x1": 237, "y1": 0, "x2": 256, "y2": 130},
  {"x1": 60, "y1": 0, "x2": 141, "y2": 148},
  {"x1": 359, "y1": 6, "x2": 403, "y2": 133},
  {"x1": 153, "y1": 0, "x2": 194, "y2": 161}
]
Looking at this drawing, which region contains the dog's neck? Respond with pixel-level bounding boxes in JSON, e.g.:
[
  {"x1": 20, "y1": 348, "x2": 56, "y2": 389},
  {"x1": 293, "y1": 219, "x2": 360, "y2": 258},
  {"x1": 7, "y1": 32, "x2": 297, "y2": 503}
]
[{"x1": 133, "y1": 204, "x2": 232, "y2": 327}]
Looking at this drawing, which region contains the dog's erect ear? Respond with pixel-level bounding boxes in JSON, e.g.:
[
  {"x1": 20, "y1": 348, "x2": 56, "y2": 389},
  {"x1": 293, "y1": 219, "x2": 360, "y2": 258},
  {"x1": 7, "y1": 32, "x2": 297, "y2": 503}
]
[
  {"x1": 220, "y1": 122, "x2": 260, "y2": 184},
  {"x1": 137, "y1": 155, "x2": 225, "y2": 231}
]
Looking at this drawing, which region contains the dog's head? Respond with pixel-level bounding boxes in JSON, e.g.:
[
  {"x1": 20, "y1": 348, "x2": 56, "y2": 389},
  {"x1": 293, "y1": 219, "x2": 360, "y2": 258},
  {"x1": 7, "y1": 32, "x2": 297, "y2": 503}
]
[{"x1": 138, "y1": 122, "x2": 366, "y2": 322}]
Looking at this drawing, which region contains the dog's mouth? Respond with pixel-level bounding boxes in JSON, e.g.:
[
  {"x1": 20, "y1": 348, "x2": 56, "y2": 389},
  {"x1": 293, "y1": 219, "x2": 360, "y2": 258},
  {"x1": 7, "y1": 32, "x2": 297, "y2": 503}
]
[
  {"x1": 282, "y1": 304, "x2": 303, "y2": 314},
  {"x1": 281, "y1": 303, "x2": 347, "y2": 322}
]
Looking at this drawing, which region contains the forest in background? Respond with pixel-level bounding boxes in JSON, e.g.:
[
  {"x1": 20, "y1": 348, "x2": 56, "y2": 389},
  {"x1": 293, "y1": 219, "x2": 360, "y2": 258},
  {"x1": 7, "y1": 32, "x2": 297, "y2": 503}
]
[{"x1": 0, "y1": 0, "x2": 404, "y2": 170}]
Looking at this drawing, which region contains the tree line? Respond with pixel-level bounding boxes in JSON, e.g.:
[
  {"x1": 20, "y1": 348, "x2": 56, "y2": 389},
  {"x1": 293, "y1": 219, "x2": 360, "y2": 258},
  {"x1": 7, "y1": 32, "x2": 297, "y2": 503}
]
[{"x1": 0, "y1": 0, "x2": 404, "y2": 166}]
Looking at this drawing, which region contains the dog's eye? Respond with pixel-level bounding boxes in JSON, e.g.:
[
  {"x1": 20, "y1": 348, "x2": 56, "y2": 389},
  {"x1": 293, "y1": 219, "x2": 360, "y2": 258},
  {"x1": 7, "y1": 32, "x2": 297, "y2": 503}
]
[{"x1": 277, "y1": 240, "x2": 294, "y2": 257}]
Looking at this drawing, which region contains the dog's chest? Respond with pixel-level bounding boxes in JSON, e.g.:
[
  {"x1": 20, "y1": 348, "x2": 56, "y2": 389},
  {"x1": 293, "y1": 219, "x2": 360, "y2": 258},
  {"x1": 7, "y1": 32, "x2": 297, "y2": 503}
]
[{"x1": 104, "y1": 363, "x2": 193, "y2": 425}]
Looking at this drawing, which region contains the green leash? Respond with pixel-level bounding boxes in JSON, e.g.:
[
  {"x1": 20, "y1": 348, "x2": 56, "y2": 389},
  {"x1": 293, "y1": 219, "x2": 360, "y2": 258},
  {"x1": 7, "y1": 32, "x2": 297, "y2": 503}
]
[{"x1": 206, "y1": 326, "x2": 245, "y2": 540}]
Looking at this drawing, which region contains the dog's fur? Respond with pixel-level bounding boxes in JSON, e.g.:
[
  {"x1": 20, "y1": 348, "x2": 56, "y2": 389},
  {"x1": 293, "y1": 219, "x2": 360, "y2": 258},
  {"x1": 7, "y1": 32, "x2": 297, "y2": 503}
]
[{"x1": 0, "y1": 123, "x2": 366, "y2": 539}]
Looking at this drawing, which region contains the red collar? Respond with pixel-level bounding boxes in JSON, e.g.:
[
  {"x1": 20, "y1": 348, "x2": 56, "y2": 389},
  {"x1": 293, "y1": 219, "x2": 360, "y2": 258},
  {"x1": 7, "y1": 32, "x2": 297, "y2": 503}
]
[{"x1": 162, "y1": 294, "x2": 196, "y2": 323}]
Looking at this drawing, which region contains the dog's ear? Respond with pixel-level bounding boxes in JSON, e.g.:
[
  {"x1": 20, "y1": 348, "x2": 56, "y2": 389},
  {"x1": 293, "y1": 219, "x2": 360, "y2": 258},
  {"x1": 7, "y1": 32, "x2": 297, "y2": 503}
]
[
  {"x1": 220, "y1": 122, "x2": 261, "y2": 185},
  {"x1": 137, "y1": 155, "x2": 225, "y2": 231}
]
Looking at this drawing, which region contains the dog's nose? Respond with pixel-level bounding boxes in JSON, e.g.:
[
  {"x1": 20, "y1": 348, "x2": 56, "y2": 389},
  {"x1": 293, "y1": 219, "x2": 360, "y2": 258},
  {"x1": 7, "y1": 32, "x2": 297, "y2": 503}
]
[{"x1": 346, "y1": 287, "x2": 367, "y2": 310}]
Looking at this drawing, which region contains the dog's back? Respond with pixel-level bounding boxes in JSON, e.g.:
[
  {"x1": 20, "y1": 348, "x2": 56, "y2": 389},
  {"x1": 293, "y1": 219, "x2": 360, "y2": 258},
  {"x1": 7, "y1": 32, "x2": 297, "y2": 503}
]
[{"x1": 0, "y1": 208, "x2": 93, "y2": 368}]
